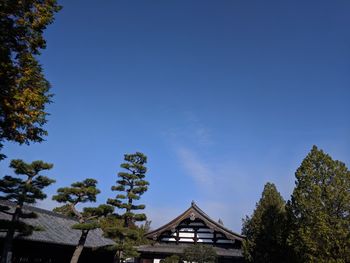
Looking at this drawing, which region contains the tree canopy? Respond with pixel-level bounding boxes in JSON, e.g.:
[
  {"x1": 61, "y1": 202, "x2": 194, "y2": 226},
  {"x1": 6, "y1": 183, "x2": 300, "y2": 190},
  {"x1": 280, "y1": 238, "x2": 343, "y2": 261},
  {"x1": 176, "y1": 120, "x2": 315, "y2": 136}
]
[
  {"x1": 0, "y1": 159, "x2": 54, "y2": 263},
  {"x1": 242, "y1": 182, "x2": 290, "y2": 263},
  {"x1": 0, "y1": 0, "x2": 61, "y2": 159},
  {"x1": 105, "y1": 152, "x2": 150, "y2": 263},
  {"x1": 287, "y1": 146, "x2": 350, "y2": 262},
  {"x1": 107, "y1": 152, "x2": 149, "y2": 227},
  {"x1": 53, "y1": 178, "x2": 113, "y2": 263}
]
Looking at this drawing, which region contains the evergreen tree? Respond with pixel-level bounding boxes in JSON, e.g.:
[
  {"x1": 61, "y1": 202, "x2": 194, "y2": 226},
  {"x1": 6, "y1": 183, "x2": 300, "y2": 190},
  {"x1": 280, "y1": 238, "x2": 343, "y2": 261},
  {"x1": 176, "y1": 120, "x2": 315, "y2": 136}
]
[
  {"x1": 101, "y1": 216, "x2": 146, "y2": 263},
  {"x1": 0, "y1": 159, "x2": 54, "y2": 263},
  {"x1": 52, "y1": 179, "x2": 113, "y2": 263},
  {"x1": 105, "y1": 152, "x2": 150, "y2": 263},
  {"x1": 0, "y1": 0, "x2": 61, "y2": 160},
  {"x1": 182, "y1": 244, "x2": 217, "y2": 263},
  {"x1": 107, "y1": 152, "x2": 149, "y2": 227},
  {"x1": 242, "y1": 182, "x2": 290, "y2": 263},
  {"x1": 287, "y1": 146, "x2": 350, "y2": 262}
]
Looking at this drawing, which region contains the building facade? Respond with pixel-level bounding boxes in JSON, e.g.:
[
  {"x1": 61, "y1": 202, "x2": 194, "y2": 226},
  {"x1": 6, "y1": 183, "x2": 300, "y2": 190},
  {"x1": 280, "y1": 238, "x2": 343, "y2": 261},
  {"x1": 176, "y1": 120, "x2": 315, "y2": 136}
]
[{"x1": 137, "y1": 202, "x2": 245, "y2": 263}]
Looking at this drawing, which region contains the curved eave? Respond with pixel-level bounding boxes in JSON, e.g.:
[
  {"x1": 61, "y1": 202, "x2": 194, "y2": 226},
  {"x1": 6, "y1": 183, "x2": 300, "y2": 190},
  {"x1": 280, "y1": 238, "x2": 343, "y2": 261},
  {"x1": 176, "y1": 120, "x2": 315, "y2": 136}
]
[{"x1": 146, "y1": 203, "x2": 245, "y2": 241}]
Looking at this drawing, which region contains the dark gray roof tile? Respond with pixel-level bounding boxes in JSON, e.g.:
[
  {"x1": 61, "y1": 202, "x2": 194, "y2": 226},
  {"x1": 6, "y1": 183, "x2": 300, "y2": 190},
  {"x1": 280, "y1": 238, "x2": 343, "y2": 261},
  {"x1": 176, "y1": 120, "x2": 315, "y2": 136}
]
[{"x1": 0, "y1": 200, "x2": 114, "y2": 248}]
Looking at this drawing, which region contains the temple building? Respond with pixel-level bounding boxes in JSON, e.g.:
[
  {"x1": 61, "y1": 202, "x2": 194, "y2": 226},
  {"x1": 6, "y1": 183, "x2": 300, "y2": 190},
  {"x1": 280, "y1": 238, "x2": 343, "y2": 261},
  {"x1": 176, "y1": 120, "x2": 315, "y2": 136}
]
[{"x1": 137, "y1": 201, "x2": 245, "y2": 263}]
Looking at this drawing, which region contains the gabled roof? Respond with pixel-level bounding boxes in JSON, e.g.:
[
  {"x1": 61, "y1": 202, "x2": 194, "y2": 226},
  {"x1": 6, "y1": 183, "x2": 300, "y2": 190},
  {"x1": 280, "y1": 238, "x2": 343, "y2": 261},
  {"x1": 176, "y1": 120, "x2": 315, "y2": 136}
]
[
  {"x1": 146, "y1": 201, "x2": 244, "y2": 241},
  {"x1": 0, "y1": 200, "x2": 114, "y2": 248}
]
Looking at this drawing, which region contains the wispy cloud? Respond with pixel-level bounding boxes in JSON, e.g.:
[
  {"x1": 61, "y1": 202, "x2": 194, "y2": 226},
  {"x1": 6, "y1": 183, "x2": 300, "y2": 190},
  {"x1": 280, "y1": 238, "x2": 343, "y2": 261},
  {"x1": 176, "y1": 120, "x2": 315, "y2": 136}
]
[
  {"x1": 160, "y1": 111, "x2": 263, "y2": 231},
  {"x1": 176, "y1": 147, "x2": 213, "y2": 187}
]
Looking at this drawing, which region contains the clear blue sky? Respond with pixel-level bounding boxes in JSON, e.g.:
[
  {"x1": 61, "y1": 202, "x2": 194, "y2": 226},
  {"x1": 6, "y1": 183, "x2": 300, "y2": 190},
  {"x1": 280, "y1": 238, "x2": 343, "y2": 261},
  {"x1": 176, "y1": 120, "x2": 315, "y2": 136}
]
[{"x1": 1, "y1": 0, "x2": 350, "y2": 232}]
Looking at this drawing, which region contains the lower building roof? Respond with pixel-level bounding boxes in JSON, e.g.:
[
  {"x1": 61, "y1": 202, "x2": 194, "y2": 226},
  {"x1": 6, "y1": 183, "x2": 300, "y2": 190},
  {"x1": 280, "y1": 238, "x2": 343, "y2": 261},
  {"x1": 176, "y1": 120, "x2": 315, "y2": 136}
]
[{"x1": 0, "y1": 200, "x2": 114, "y2": 248}]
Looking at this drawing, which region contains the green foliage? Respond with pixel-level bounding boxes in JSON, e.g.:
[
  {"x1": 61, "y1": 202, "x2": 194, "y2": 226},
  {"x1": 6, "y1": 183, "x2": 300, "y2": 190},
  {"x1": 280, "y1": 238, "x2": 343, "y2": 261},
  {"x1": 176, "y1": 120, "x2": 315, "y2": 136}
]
[
  {"x1": 53, "y1": 204, "x2": 76, "y2": 217},
  {"x1": 53, "y1": 179, "x2": 113, "y2": 263},
  {"x1": 0, "y1": 0, "x2": 61, "y2": 159},
  {"x1": 161, "y1": 255, "x2": 180, "y2": 263},
  {"x1": 0, "y1": 160, "x2": 54, "y2": 204},
  {"x1": 53, "y1": 178, "x2": 100, "y2": 205},
  {"x1": 242, "y1": 182, "x2": 291, "y2": 263},
  {"x1": 105, "y1": 152, "x2": 150, "y2": 263},
  {"x1": 182, "y1": 244, "x2": 217, "y2": 263},
  {"x1": 0, "y1": 159, "x2": 54, "y2": 262},
  {"x1": 0, "y1": 159, "x2": 54, "y2": 214},
  {"x1": 287, "y1": 146, "x2": 350, "y2": 263},
  {"x1": 52, "y1": 179, "x2": 113, "y2": 228},
  {"x1": 107, "y1": 152, "x2": 149, "y2": 227},
  {"x1": 101, "y1": 216, "x2": 148, "y2": 262}
]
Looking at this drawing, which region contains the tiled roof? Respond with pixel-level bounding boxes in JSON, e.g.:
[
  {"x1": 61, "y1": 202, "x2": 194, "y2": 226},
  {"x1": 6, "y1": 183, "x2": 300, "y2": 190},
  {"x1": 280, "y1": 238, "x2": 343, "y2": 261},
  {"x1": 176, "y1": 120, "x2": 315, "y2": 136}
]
[
  {"x1": 146, "y1": 201, "x2": 245, "y2": 241},
  {"x1": 0, "y1": 200, "x2": 114, "y2": 248}
]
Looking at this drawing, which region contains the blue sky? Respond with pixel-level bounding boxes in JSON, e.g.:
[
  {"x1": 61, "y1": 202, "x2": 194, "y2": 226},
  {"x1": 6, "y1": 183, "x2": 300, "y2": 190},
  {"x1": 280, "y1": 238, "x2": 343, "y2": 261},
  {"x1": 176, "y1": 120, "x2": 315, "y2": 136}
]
[{"x1": 1, "y1": 0, "x2": 350, "y2": 232}]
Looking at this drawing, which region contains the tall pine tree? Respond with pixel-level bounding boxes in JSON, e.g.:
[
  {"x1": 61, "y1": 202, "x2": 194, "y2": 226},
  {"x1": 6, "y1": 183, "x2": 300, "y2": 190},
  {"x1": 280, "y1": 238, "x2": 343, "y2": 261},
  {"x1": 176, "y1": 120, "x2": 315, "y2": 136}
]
[
  {"x1": 287, "y1": 146, "x2": 350, "y2": 262},
  {"x1": 242, "y1": 182, "x2": 290, "y2": 263},
  {"x1": 0, "y1": 159, "x2": 54, "y2": 263},
  {"x1": 105, "y1": 152, "x2": 150, "y2": 263},
  {"x1": 107, "y1": 152, "x2": 149, "y2": 227},
  {"x1": 53, "y1": 179, "x2": 113, "y2": 263}
]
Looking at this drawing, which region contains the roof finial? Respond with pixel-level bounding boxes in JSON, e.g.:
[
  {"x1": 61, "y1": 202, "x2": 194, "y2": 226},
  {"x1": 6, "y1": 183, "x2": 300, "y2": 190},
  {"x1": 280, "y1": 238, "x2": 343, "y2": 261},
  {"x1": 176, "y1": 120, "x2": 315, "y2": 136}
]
[{"x1": 191, "y1": 200, "x2": 195, "y2": 206}]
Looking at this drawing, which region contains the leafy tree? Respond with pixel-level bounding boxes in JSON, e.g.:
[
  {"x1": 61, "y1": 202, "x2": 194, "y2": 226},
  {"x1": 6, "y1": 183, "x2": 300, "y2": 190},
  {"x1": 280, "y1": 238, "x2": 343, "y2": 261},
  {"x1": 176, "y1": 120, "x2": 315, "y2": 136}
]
[
  {"x1": 182, "y1": 244, "x2": 217, "y2": 263},
  {"x1": 242, "y1": 182, "x2": 291, "y2": 263},
  {"x1": 0, "y1": 159, "x2": 54, "y2": 263},
  {"x1": 287, "y1": 146, "x2": 350, "y2": 263},
  {"x1": 0, "y1": 0, "x2": 61, "y2": 160},
  {"x1": 52, "y1": 179, "x2": 114, "y2": 263},
  {"x1": 105, "y1": 152, "x2": 150, "y2": 263}
]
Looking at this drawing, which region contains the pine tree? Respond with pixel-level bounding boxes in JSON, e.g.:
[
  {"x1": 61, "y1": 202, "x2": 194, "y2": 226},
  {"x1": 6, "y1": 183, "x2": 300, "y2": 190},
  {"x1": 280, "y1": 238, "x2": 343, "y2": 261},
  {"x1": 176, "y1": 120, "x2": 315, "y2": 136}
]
[
  {"x1": 242, "y1": 182, "x2": 290, "y2": 263},
  {"x1": 105, "y1": 152, "x2": 150, "y2": 263},
  {"x1": 0, "y1": 0, "x2": 61, "y2": 160},
  {"x1": 101, "y1": 216, "x2": 145, "y2": 263},
  {"x1": 287, "y1": 146, "x2": 350, "y2": 262},
  {"x1": 107, "y1": 152, "x2": 149, "y2": 227},
  {"x1": 52, "y1": 179, "x2": 113, "y2": 263},
  {"x1": 0, "y1": 159, "x2": 54, "y2": 263}
]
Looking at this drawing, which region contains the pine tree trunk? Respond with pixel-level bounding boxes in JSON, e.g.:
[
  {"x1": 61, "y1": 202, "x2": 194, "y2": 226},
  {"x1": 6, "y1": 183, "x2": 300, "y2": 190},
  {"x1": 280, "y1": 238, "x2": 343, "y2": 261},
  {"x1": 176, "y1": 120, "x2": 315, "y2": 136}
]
[
  {"x1": 70, "y1": 230, "x2": 89, "y2": 263},
  {"x1": 1, "y1": 203, "x2": 24, "y2": 263},
  {"x1": 113, "y1": 252, "x2": 118, "y2": 263},
  {"x1": 1, "y1": 227, "x2": 15, "y2": 263},
  {"x1": 113, "y1": 250, "x2": 122, "y2": 263}
]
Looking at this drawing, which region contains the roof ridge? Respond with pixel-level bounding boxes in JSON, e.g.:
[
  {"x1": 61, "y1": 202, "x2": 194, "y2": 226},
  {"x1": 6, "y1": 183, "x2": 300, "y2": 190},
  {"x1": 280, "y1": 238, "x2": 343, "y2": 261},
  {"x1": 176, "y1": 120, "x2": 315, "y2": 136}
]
[
  {"x1": 146, "y1": 201, "x2": 245, "y2": 240},
  {"x1": 0, "y1": 200, "x2": 77, "y2": 221},
  {"x1": 191, "y1": 202, "x2": 244, "y2": 239}
]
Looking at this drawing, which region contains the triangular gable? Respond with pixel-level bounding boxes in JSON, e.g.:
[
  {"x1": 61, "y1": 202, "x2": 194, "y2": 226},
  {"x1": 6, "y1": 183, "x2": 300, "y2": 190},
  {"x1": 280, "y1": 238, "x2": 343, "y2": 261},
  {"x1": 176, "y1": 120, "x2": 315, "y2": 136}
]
[{"x1": 146, "y1": 202, "x2": 244, "y2": 246}]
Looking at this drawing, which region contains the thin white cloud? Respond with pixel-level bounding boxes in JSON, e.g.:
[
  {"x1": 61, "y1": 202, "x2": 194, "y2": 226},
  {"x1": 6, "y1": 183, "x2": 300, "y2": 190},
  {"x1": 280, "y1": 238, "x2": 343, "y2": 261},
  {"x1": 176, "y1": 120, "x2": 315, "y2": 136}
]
[{"x1": 176, "y1": 147, "x2": 213, "y2": 188}]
